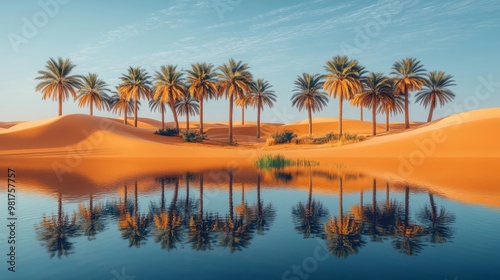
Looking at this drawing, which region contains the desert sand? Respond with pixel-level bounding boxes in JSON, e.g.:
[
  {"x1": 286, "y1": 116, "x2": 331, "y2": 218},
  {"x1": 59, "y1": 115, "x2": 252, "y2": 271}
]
[{"x1": 0, "y1": 108, "x2": 499, "y2": 207}]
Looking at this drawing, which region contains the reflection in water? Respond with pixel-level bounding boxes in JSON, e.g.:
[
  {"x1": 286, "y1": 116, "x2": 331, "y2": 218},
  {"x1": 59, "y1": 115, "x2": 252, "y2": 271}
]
[
  {"x1": 34, "y1": 168, "x2": 457, "y2": 260},
  {"x1": 35, "y1": 193, "x2": 80, "y2": 258},
  {"x1": 118, "y1": 181, "x2": 151, "y2": 248},
  {"x1": 292, "y1": 171, "x2": 328, "y2": 238},
  {"x1": 323, "y1": 177, "x2": 364, "y2": 258}
]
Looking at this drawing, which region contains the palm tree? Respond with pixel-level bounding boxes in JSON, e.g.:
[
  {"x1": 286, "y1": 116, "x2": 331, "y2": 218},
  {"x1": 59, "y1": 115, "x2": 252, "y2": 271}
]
[
  {"x1": 291, "y1": 73, "x2": 329, "y2": 136},
  {"x1": 251, "y1": 174, "x2": 276, "y2": 234},
  {"x1": 416, "y1": 71, "x2": 456, "y2": 122},
  {"x1": 175, "y1": 91, "x2": 200, "y2": 131},
  {"x1": 76, "y1": 73, "x2": 110, "y2": 116},
  {"x1": 218, "y1": 170, "x2": 253, "y2": 253},
  {"x1": 352, "y1": 72, "x2": 392, "y2": 136},
  {"x1": 349, "y1": 97, "x2": 364, "y2": 121},
  {"x1": 377, "y1": 84, "x2": 404, "y2": 132},
  {"x1": 217, "y1": 59, "x2": 253, "y2": 144},
  {"x1": 323, "y1": 177, "x2": 364, "y2": 258},
  {"x1": 324, "y1": 55, "x2": 364, "y2": 135},
  {"x1": 153, "y1": 176, "x2": 183, "y2": 251},
  {"x1": 391, "y1": 58, "x2": 426, "y2": 129},
  {"x1": 186, "y1": 63, "x2": 218, "y2": 135},
  {"x1": 418, "y1": 192, "x2": 455, "y2": 243},
  {"x1": 235, "y1": 95, "x2": 250, "y2": 125},
  {"x1": 35, "y1": 193, "x2": 80, "y2": 258},
  {"x1": 154, "y1": 65, "x2": 186, "y2": 131},
  {"x1": 149, "y1": 96, "x2": 167, "y2": 129},
  {"x1": 78, "y1": 194, "x2": 105, "y2": 240},
  {"x1": 292, "y1": 171, "x2": 328, "y2": 238},
  {"x1": 109, "y1": 89, "x2": 139, "y2": 125},
  {"x1": 118, "y1": 181, "x2": 151, "y2": 248},
  {"x1": 246, "y1": 79, "x2": 277, "y2": 138},
  {"x1": 35, "y1": 57, "x2": 82, "y2": 116},
  {"x1": 118, "y1": 67, "x2": 152, "y2": 127}
]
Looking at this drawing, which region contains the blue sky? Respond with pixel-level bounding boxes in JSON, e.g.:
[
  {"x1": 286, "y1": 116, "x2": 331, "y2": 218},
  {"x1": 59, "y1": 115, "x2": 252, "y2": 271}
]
[{"x1": 1, "y1": 0, "x2": 500, "y2": 123}]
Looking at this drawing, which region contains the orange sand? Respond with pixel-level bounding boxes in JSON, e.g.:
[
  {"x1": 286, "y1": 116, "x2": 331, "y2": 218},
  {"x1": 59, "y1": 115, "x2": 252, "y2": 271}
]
[{"x1": 0, "y1": 108, "x2": 499, "y2": 207}]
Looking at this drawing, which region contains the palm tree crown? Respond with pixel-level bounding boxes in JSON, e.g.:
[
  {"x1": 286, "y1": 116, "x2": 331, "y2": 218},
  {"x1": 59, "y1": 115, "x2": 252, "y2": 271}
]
[
  {"x1": 118, "y1": 67, "x2": 152, "y2": 127},
  {"x1": 415, "y1": 71, "x2": 456, "y2": 122},
  {"x1": 291, "y1": 73, "x2": 329, "y2": 135},
  {"x1": 77, "y1": 73, "x2": 110, "y2": 116},
  {"x1": 35, "y1": 57, "x2": 82, "y2": 116}
]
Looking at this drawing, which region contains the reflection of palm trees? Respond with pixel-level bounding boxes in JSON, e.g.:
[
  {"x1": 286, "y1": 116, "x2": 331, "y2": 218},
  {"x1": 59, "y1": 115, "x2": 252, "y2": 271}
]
[
  {"x1": 187, "y1": 174, "x2": 218, "y2": 251},
  {"x1": 218, "y1": 171, "x2": 253, "y2": 253},
  {"x1": 292, "y1": 171, "x2": 328, "y2": 238},
  {"x1": 251, "y1": 174, "x2": 276, "y2": 234},
  {"x1": 78, "y1": 194, "x2": 105, "y2": 240},
  {"x1": 393, "y1": 186, "x2": 425, "y2": 256},
  {"x1": 377, "y1": 183, "x2": 400, "y2": 237},
  {"x1": 153, "y1": 176, "x2": 183, "y2": 251},
  {"x1": 118, "y1": 181, "x2": 151, "y2": 248},
  {"x1": 362, "y1": 179, "x2": 384, "y2": 242},
  {"x1": 418, "y1": 192, "x2": 455, "y2": 243},
  {"x1": 323, "y1": 178, "x2": 364, "y2": 258},
  {"x1": 35, "y1": 193, "x2": 80, "y2": 258}
]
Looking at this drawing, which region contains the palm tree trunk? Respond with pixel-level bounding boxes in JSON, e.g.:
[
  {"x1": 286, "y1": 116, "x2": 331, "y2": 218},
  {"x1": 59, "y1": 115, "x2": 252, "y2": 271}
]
[
  {"x1": 229, "y1": 95, "x2": 234, "y2": 144},
  {"x1": 241, "y1": 106, "x2": 244, "y2": 125},
  {"x1": 360, "y1": 106, "x2": 363, "y2": 121},
  {"x1": 372, "y1": 179, "x2": 377, "y2": 219},
  {"x1": 427, "y1": 96, "x2": 435, "y2": 123},
  {"x1": 199, "y1": 174, "x2": 204, "y2": 217},
  {"x1": 161, "y1": 105, "x2": 165, "y2": 129},
  {"x1": 134, "y1": 181, "x2": 138, "y2": 215},
  {"x1": 308, "y1": 105, "x2": 313, "y2": 136},
  {"x1": 134, "y1": 98, "x2": 138, "y2": 127},
  {"x1": 241, "y1": 183, "x2": 245, "y2": 205},
  {"x1": 429, "y1": 192, "x2": 437, "y2": 222},
  {"x1": 372, "y1": 98, "x2": 377, "y2": 136},
  {"x1": 385, "y1": 109, "x2": 389, "y2": 132},
  {"x1": 185, "y1": 176, "x2": 190, "y2": 219},
  {"x1": 199, "y1": 99, "x2": 204, "y2": 134},
  {"x1": 308, "y1": 171, "x2": 313, "y2": 214},
  {"x1": 58, "y1": 92, "x2": 63, "y2": 116},
  {"x1": 257, "y1": 101, "x2": 261, "y2": 138},
  {"x1": 257, "y1": 174, "x2": 262, "y2": 217},
  {"x1": 404, "y1": 186, "x2": 410, "y2": 226},
  {"x1": 171, "y1": 177, "x2": 179, "y2": 209},
  {"x1": 58, "y1": 192, "x2": 62, "y2": 226},
  {"x1": 186, "y1": 107, "x2": 190, "y2": 131},
  {"x1": 339, "y1": 96, "x2": 343, "y2": 136},
  {"x1": 339, "y1": 178, "x2": 343, "y2": 224},
  {"x1": 170, "y1": 100, "x2": 179, "y2": 131},
  {"x1": 161, "y1": 179, "x2": 165, "y2": 211},
  {"x1": 404, "y1": 88, "x2": 409, "y2": 129},
  {"x1": 228, "y1": 171, "x2": 234, "y2": 222},
  {"x1": 386, "y1": 182, "x2": 390, "y2": 208},
  {"x1": 90, "y1": 99, "x2": 94, "y2": 116},
  {"x1": 124, "y1": 110, "x2": 128, "y2": 125}
]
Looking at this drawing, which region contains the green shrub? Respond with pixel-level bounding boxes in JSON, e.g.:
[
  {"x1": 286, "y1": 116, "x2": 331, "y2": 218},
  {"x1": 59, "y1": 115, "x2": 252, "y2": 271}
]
[
  {"x1": 254, "y1": 154, "x2": 293, "y2": 169},
  {"x1": 181, "y1": 130, "x2": 206, "y2": 142},
  {"x1": 155, "y1": 127, "x2": 179, "y2": 136},
  {"x1": 270, "y1": 130, "x2": 297, "y2": 144}
]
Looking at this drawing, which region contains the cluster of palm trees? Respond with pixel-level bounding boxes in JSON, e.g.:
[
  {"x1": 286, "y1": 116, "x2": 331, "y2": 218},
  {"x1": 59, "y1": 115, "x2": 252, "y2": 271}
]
[
  {"x1": 291, "y1": 56, "x2": 456, "y2": 136},
  {"x1": 291, "y1": 170, "x2": 455, "y2": 258},
  {"x1": 35, "y1": 56, "x2": 455, "y2": 142},
  {"x1": 35, "y1": 57, "x2": 276, "y2": 143},
  {"x1": 35, "y1": 169, "x2": 455, "y2": 259}
]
